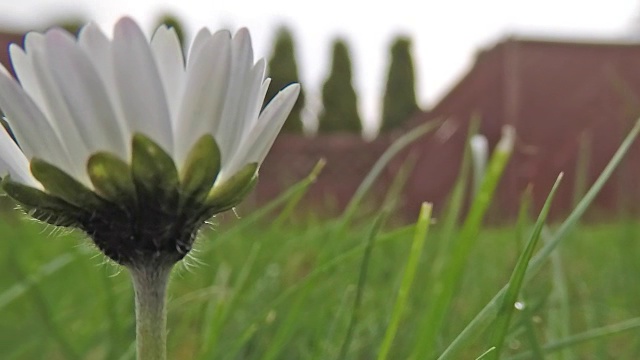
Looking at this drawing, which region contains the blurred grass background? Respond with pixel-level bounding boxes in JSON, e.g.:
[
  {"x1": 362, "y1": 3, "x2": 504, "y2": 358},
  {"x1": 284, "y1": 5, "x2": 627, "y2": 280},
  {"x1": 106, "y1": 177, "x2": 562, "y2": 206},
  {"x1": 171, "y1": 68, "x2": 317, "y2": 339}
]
[{"x1": 2, "y1": 208, "x2": 640, "y2": 359}]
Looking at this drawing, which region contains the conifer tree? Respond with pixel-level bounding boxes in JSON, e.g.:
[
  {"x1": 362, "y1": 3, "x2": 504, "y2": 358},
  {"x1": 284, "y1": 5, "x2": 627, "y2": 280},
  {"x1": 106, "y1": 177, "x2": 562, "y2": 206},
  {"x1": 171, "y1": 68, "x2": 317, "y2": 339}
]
[
  {"x1": 380, "y1": 36, "x2": 419, "y2": 131},
  {"x1": 265, "y1": 27, "x2": 304, "y2": 132},
  {"x1": 318, "y1": 38, "x2": 361, "y2": 133}
]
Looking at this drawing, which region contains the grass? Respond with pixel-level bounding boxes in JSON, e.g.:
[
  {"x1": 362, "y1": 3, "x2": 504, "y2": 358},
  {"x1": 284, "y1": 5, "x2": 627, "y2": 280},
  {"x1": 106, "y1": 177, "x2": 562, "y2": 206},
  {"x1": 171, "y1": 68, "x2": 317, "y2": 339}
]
[
  {"x1": 1, "y1": 121, "x2": 640, "y2": 359},
  {"x1": 3, "y1": 204, "x2": 640, "y2": 359},
  {"x1": 2, "y1": 203, "x2": 640, "y2": 359}
]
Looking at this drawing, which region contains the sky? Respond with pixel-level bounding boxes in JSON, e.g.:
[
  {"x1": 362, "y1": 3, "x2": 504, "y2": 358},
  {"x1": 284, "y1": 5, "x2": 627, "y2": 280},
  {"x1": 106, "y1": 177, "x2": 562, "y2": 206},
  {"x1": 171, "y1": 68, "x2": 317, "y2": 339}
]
[{"x1": 0, "y1": 0, "x2": 639, "y2": 134}]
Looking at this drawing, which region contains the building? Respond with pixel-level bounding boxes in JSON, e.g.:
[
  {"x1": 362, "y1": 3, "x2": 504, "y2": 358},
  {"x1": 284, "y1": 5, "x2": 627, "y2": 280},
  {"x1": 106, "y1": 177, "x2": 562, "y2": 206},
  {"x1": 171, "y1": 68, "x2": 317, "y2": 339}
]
[
  {"x1": 262, "y1": 36, "x2": 640, "y2": 220},
  {"x1": 414, "y1": 36, "x2": 640, "y2": 220}
]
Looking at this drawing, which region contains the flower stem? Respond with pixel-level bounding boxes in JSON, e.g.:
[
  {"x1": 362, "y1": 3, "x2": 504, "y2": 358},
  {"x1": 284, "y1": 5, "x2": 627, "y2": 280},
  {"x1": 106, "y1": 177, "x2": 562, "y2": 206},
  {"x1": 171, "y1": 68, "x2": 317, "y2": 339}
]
[{"x1": 129, "y1": 263, "x2": 173, "y2": 360}]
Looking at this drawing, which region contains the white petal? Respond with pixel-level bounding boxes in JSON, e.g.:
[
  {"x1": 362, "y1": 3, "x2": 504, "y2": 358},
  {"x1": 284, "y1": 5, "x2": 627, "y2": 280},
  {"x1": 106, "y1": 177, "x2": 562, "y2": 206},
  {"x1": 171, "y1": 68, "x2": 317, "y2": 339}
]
[
  {"x1": 22, "y1": 31, "x2": 45, "y2": 55},
  {"x1": 174, "y1": 31, "x2": 231, "y2": 168},
  {"x1": 45, "y1": 28, "x2": 127, "y2": 160},
  {"x1": 77, "y1": 23, "x2": 110, "y2": 67},
  {"x1": 220, "y1": 84, "x2": 300, "y2": 182},
  {"x1": 219, "y1": 60, "x2": 269, "y2": 168},
  {"x1": 0, "y1": 63, "x2": 74, "y2": 173},
  {"x1": 232, "y1": 28, "x2": 254, "y2": 66},
  {"x1": 13, "y1": 33, "x2": 60, "y2": 134},
  {"x1": 10, "y1": 43, "x2": 46, "y2": 119},
  {"x1": 239, "y1": 59, "x2": 267, "y2": 137},
  {"x1": 0, "y1": 124, "x2": 40, "y2": 187},
  {"x1": 112, "y1": 17, "x2": 173, "y2": 154},
  {"x1": 151, "y1": 25, "x2": 185, "y2": 124},
  {"x1": 216, "y1": 28, "x2": 255, "y2": 166},
  {"x1": 247, "y1": 84, "x2": 300, "y2": 162},
  {"x1": 253, "y1": 77, "x2": 271, "y2": 129},
  {"x1": 21, "y1": 36, "x2": 91, "y2": 180},
  {"x1": 187, "y1": 28, "x2": 212, "y2": 68},
  {"x1": 78, "y1": 22, "x2": 130, "y2": 154}
]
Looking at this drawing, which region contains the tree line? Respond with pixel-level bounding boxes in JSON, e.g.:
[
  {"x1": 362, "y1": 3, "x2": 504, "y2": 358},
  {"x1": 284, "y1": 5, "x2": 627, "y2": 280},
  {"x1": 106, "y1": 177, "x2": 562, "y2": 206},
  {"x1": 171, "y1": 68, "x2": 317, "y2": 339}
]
[{"x1": 267, "y1": 27, "x2": 420, "y2": 135}]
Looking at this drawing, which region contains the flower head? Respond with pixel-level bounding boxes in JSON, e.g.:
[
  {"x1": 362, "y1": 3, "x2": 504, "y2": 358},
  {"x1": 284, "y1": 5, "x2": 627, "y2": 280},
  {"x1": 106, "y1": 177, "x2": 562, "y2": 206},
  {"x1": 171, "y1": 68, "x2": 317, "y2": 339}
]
[{"x1": 0, "y1": 17, "x2": 300, "y2": 266}]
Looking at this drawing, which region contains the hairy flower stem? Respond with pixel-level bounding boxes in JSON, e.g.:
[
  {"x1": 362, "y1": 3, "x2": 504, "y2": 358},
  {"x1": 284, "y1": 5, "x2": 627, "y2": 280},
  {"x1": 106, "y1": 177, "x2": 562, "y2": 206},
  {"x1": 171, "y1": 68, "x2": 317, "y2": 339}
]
[{"x1": 129, "y1": 262, "x2": 174, "y2": 360}]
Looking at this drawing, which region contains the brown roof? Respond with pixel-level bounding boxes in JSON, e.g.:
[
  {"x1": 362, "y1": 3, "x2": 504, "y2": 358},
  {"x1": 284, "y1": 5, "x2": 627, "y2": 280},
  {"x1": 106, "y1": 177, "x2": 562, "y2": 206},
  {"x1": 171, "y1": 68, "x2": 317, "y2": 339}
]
[{"x1": 415, "y1": 36, "x2": 640, "y2": 219}]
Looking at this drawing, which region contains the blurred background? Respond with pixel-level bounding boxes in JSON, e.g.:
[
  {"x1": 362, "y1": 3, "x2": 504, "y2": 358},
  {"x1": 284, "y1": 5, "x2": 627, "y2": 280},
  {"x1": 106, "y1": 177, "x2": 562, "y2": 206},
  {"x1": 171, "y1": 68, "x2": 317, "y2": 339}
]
[
  {"x1": 3, "y1": 1, "x2": 640, "y2": 220},
  {"x1": 0, "y1": 0, "x2": 638, "y2": 135}
]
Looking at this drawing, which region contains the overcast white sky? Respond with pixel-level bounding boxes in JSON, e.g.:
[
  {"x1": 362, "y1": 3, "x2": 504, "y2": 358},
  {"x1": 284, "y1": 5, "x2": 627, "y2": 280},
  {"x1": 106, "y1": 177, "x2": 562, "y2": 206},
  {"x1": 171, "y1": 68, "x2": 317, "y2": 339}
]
[{"x1": 0, "y1": 0, "x2": 639, "y2": 132}]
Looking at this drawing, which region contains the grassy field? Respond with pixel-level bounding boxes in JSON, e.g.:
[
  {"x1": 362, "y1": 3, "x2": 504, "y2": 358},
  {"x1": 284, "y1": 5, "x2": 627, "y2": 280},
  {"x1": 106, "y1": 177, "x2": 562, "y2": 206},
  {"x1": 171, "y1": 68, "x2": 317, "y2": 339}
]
[
  {"x1": 2, "y1": 123, "x2": 640, "y2": 359},
  {"x1": 1, "y1": 205, "x2": 640, "y2": 359}
]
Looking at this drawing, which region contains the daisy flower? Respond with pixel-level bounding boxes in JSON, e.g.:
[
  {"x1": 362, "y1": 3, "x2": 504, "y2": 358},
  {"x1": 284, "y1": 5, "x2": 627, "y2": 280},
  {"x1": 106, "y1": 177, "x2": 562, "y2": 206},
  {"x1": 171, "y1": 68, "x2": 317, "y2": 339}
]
[
  {"x1": 0, "y1": 17, "x2": 299, "y2": 266},
  {"x1": 0, "y1": 18, "x2": 300, "y2": 359}
]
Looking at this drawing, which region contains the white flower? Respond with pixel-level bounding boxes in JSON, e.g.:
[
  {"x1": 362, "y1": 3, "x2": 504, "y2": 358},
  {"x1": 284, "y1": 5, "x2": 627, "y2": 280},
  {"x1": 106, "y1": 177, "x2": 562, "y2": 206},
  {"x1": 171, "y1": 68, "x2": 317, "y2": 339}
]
[
  {"x1": 0, "y1": 17, "x2": 299, "y2": 190},
  {"x1": 0, "y1": 17, "x2": 300, "y2": 266}
]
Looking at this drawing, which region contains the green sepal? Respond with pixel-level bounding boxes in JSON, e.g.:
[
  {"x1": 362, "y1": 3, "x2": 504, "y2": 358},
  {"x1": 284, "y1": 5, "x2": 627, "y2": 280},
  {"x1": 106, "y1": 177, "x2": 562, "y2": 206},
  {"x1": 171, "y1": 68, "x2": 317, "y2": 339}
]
[
  {"x1": 180, "y1": 134, "x2": 221, "y2": 204},
  {"x1": 205, "y1": 163, "x2": 258, "y2": 212},
  {"x1": 2, "y1": 177, "x2": 87, "y2": 227},
  {"x1": 197, "y1": 175, "x2": 257, "y2": 222},
  {"x1": 212, "y1": 175, "x2": 258, "y2": 213},
  {"x1": 30, "y1": 158, "x2": 106, "y2": 210},
  {"x1": 131, "y1": 133, "x2": 179, "y2": 213},
  {"x1": 87, "y1": 152, "x2": 136, "y2": 207}
]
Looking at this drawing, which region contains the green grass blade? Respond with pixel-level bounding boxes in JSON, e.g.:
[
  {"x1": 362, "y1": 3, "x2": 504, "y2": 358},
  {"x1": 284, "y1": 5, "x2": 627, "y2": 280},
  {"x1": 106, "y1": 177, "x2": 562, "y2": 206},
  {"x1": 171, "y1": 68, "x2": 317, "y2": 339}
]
[
  {"x1": 514, "y1": 185, "x2": 533, "y2": 253},
  {"x1": 227, "y1": 323, "x2": 259, "y2": 359},
  {"x1": 434, "y1": 117, "x2": 479, "y2": 259},
  {"x1": 380, "y1": 153, "x2": 417, "y2": 213},
  {"x1": 100, "y1": 265, "x2": 123, "y2": 360},
  {"x1": 413, "y1": 126, "x2": 515, "y2": 359},
  {"x1": 476, "y1": 347, "x2": 496, "y2": 360},
  {"x1": 339, "y1": 120, "x2": 442, "y2": 228},
  {"x1": 489, "y1": 173, "x2": 563, "y2": 359},
  {"x1": 420, "y1": 119, "x2": 478, "y2": 316},
  {"x1": 198, "y1": 243, "x2": 261, "y2": 358},
  {"x1": 117, "y1": 342, "x2": 136, "y2": 360},
  {"x1": 505, "y1": 317, "x2": 640, "y2": 360},
  {"x1": 243, "y1": 157, "x2": 325, "y2": 222},
  {"x1": 261, "y1": 287, "x2": 311, "y2": 360},
  {"x1": 6, "y1": 251, "x2": 79, "y2": 359},
  {"x1": 545, "y1": 226, "x2": 573, "y2": 360},
  {"x1": 377, "y1": 203, "x2": 433, "y2": 360},
  {"x1": 322, "y1": 282, "x2": 357, "y2": 359},
  {"x1": 338, "y1": 210, "x2": 389, "y2": 359},
  {"x1": 522, "y1": 306, "x2": 545, "y2": 359},
  {"x1": 438, "y1": 117, "x2": 640, "y2": 360},
  {"x1": 238, "y1": 225, "x2": 415, "y2": 340},
  {"x1": 572, "y1": 131, "x2": 591, "y2": 207},
  {"x1": 272, "y1": 159, "x2": 327, "y2": 228},
  {"x1": 0, "y1": 253, "x2": 74, "y2": 310},
  {"x1": 204, "y1": 159, "x2": 326, "y2": 249}
]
